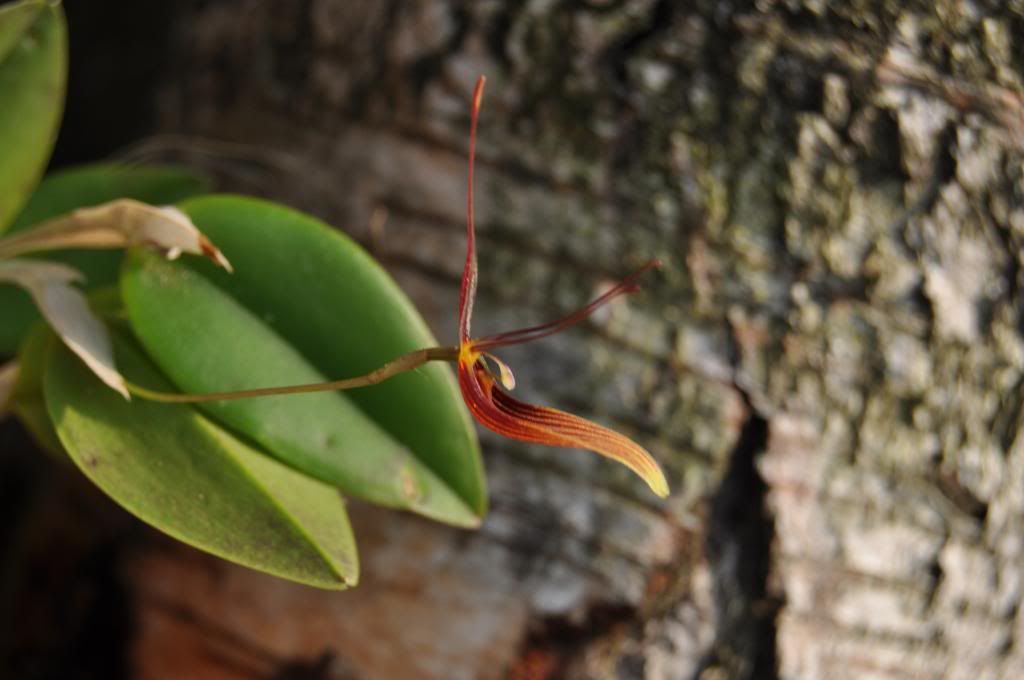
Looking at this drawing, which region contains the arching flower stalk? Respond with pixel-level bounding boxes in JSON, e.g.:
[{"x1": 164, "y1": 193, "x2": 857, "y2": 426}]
[
  {"x1": 130, "y1": 76, "x2": 669, "y2": 498},
  {"x1": 454, "y1": 77, "x2": 668, "y2": 497}
]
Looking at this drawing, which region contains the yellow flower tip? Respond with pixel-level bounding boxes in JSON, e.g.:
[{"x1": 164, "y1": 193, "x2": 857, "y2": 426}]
[
  {"x1": 473, "y1": 76, "x2": 486, "y2": 114},
  {"x1": 646, "y1": 466, "x2": 670, "y2": 498},
  {"x1": 608, "y1": 440, "x2": 670, "y2": 499}
]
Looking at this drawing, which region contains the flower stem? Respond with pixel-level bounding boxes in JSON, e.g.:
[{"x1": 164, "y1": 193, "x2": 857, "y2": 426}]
[{"x1": 127, "y1": 346, "x2": 460, "y2": 403}]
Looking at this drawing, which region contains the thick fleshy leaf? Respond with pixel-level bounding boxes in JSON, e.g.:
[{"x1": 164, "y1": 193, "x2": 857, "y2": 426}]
[
  {"x1": 0, "y1": 0, "x2": 66, "y2": 233},
  {"x1": 121, "y1": 250, "x2": 479, "y2": 527},
  {"x1": 174, "y1": 196, "x2": 487, "y2": 516},
  {"x1": 0, "y1": 259, "x2": 126, "y2": 397},
  {"x1": 0, "y1": 0, "x2": 42, "y2": 63},
  {"x1": 9, "y1": 324, "x2": 63, "y2": 456},
  {"x1": 44, "y1": 336, "x2": 359, "y2": 589},
  {"x1": 0, "y1": 164, "x2": 209, "y2": 356}
]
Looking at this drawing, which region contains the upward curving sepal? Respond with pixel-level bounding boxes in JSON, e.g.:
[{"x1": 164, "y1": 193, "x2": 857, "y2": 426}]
[{"x1": 459, "y1": 363, "x2": 669, "y2": 498}]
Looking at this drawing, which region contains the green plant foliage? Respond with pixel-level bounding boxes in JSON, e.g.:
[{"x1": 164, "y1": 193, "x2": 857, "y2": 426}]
[
  {"x1": 11, "y1": 323, "x2": 63, "y2": 457},
  {"x1": 122, "y1": 250, "x2": 480, "y2": 527},
  {"x1": 0, "y1": 0, "x2": 43, "y2": 62},
  {"x1": 178, "y1": 196, "x2": 488, "y2": 516},
  {"x1": 0, "y1": 0, "x2": 66, "y2": 233},
  {"x1": 0, "y1": 164, "x2": 209, "y2": 355},
  {"x1": 0, "y1": 0, "x2": 492, "y2": 592},
  {"x1": 45, "y1": 335, "x2": 359, "y2": 589}
]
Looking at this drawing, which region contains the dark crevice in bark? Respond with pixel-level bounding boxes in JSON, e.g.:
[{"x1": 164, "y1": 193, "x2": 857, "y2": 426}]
[
  {"x1": 271, "y1": 651, "x2": 364, "y2": 680},
  {"x1": 0, "y1": 421, "x2": 46, "y2": 667},
  {"x1": 698, "y1": 387, "x2": 778, "y2": 680},
  {"x1": 598, "y1": 0, "x2": 677, "y2": 97},
  {"x1": 992, "y1": 211, "x2": 1023, "y2": 306},
  {"x1": 344, "y1": 0, "x2": 402, "y2": 119},
  {"x1": 53, "y1": 0, "x2": 179, "y2": 168},
  {"x1": 54, "y1": 542, "x2": 134, "y2": 680},
  {"x1": 0, "y1": 424, "x2": 136, "y2": 680},
  {"x1": 511, "y1": 603, "x2": 637, "y2": 680},
  {"x1": 899, "y1": 121, "x2": 958, "y2": 253},
  {"x1": 144, "y1": 592, "x2": 357, "y2": 678},
  {"x1": 922, "y1": 547, "x2": 947, "y2": 613},
  {"x1": 267, "y1": 0, "x2": 315, "y2": 109},
  {"x1": 992, "y1": 373, "x2": 1024, "y2": 455},
  {"x1": 857, "y1": 109, "x2": 906, "y2": 184},
  {"x1": 405, "y1": 4, "x2": 470, "y2": 107},
  {"x1": 484, "y1": 0, "x2": 528, "y2": 70},
  {"x1": 934, "y1": 469, "x2": 990, "y2": 524}
]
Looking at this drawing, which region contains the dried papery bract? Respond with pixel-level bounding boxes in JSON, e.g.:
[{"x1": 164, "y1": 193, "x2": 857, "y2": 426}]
[
  {"x1": 0, "y1": 198, "x2": 232, "y2": 270},
  {"x1": 0, "y1": 199, "x2": 234, "y2": 398},
  {"x1": 0, "y1": 259, "x2": 128, "y2": 398}
]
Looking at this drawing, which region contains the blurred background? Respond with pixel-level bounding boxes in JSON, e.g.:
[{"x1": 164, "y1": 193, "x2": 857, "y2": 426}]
[{"x1": 4, "y1": 1, "x2": 1024, "y2": 678}]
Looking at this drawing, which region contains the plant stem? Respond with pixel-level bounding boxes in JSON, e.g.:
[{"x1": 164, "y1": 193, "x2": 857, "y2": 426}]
[{"x1": 127, "y1": 346, "x2": 461, "y2": 403}]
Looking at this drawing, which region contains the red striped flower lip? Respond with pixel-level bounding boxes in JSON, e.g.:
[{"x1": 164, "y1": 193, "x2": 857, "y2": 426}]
[{"x1": 456, "y1": 76, "x2": 669, "y2": 498}]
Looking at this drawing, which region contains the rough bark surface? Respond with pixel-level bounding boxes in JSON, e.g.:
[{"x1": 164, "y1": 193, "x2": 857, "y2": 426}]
[{"x1": 7, "y1": 1, "x2": 1024, "y2": 679}]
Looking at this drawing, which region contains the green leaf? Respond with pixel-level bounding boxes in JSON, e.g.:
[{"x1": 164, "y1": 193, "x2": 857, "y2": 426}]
[
  {"x1": 0, "y1": 164, "x2": 209, "y2": 356},
  {"x1": 0, "y1": 0, "x2": 43, "y2": 64},
  {"x1": 122, "y1": 250, "x2": 480, "y2": 527},
  {"x1": 11, "y1": 288, "x2": 126, "y2": 458},
  {"x1": 175, "y1": 196, "x2": 487, "y2": 517},
  {"x1": 0, "y1": 0, "x2": 66, "y2": 234},
  {"x1": 44, "y1": 335, "x2": 359, "y2": 589},
  {"x1": 11, "y1": 323, "x2": 64, "y2": 457}
]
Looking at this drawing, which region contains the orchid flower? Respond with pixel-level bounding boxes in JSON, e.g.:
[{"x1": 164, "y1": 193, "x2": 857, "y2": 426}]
[
  {"x1": 128, "y1": 77, "x2": 669, "y2": 498},
  {"x1": 454, "y1": 77, "x2": 669, "y2": 498}
]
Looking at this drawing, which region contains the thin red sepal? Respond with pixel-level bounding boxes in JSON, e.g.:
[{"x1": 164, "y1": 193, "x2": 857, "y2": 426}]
[
  {"x1": 459, "y1": 76, "x2": 486, "y2": 344},
  {"x1": 472, "y1": 259, "x2": 662, "y2": 352},
  {"x1": 455, "y1": 75, "x2": 669, "y2": 499}
]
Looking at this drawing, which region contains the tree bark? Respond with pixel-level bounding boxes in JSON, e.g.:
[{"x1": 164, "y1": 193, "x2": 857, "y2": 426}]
[{"x1": 9, "y1": 1, "x2": 1024, "y2": 678}]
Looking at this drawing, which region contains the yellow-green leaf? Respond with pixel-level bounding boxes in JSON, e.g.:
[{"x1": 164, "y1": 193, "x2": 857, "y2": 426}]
[
  {"x1": 0, "y1": 0, "x2": 66, "y2": 233},
  {"x1": 45, "y1": 335, "x2": 359, "y2": 589},
  {"x1": 121, "y1": 250, "x2": 480, "y2": 527},
  {"x1": 9, "y1": 324, "x2": 64, "y2": 457},
  {"x1": 175, "y1": 196, "x2": 487, "y2": 517}
]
